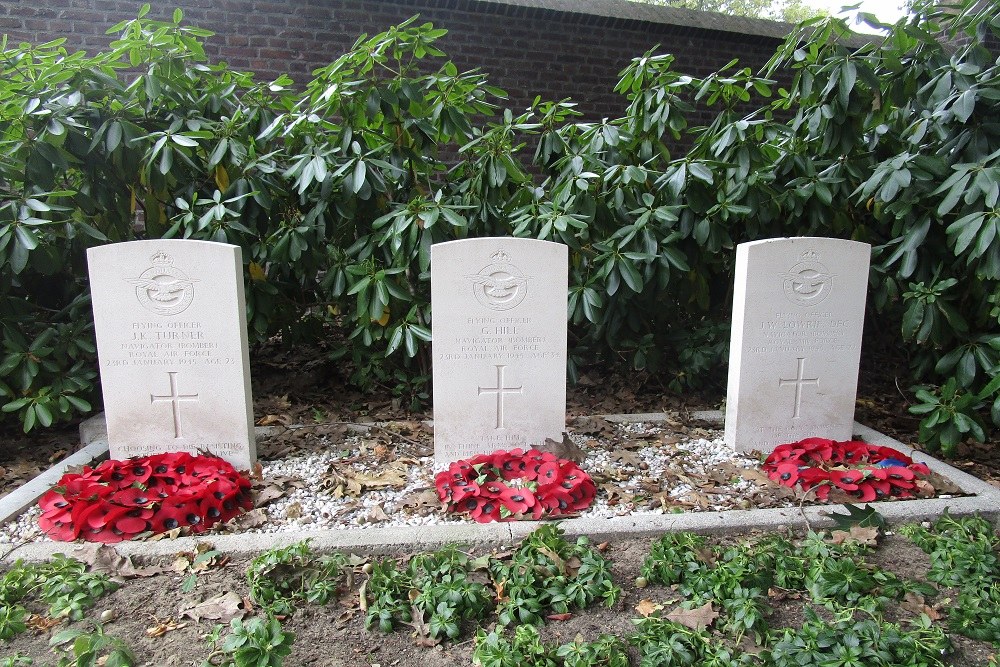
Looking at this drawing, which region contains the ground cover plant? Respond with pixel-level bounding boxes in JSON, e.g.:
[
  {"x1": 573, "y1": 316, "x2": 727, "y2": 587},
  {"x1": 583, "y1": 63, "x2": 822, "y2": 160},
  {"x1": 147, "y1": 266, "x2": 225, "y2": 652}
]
[
  {"x1": 2, "y1": 520, "x2": 1000, "y2": 665},
  {"x1": 1, "y1": 1, "x2": 998, "y2": 451},
  {"x1": 0, "y1": 555, "x2": 117, "y2": 642}
]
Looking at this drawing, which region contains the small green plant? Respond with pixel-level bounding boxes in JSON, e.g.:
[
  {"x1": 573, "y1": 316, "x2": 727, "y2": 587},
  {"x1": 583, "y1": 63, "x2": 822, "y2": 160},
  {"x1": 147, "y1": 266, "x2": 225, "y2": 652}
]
[
  {"x1": 0, "y1": 602, "x2": 28, "y2": 640},
  {"x1": 201, "y1": 616, "x2": 295, "y2": 667},
  {"x1": 951, "y1": 582, "x2": 1000, "y2": 645},
  {"x1": 556, "y1": 634, "x2": 630, "y2": 667},
  {"x1": 899, "y1": 514, "x2": 1000, "y2": 587},
  {"x1": 0, "y1": 555, "x2": 118, "y2": 640},
  {"x1": 891, "y1": 514, "x2": 1000, "y2": 646},
  {"x1": 473, "y1": 625, "x2": 557, "y2": 667},
  {"x1": 365, "y1": 526, "x2": 617, "y2": 640},
  {"x1": 246, "y1": 540, "x2": 348, "y2": 615},
  {"x1": 909, "y1": 374, "x2": 1000, "y2": 454},
  {"x1": 40, "y1": 555, "x2": 119, "y2": 621},
  {"x1": 629, "y1": 617, "x2": 712, "y2": 667},
  {"x1": 473, "y1": 625, "x2": 628, "y2": 667},
  {"x1": 769, "y1": 606, "x2": 950, "y2": 667},
  {"x1": 365, "y1": 545, "x2": 491, "y2": 640},
  {"x1": 50, "y1": 624, "x2": 136, "y2": 667},
  {"x1": 489, "y1": 524, "x2": 620, "y2": 626},
  {"x1": 0, "y1": 655, "x2": 33, "y2": 667}
]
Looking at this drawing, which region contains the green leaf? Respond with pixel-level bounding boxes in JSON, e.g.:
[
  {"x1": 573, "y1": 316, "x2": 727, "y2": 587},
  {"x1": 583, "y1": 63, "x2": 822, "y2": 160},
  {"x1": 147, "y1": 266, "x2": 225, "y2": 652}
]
[
  {"x1": 34, "y1": 402, "x2": 53, "y2": 427},
  {"x1": 823, "y1": 503, "x2": 886, "y2": 531},
  {"x1": 688, "y1": 162, "x2": 713, "y2": 184},
  {"x1": 937, "y1": 173, "x2": 971, "y2": 216},
  {"x1": 952, "y1": 89, "x2": 976, "y2": 123},
  {"x1": 352, "y1": 160, "x2": 367, "y2": 194},
  {"x1": 13, "y1": 226, "x2": 39, "y2": 251}
]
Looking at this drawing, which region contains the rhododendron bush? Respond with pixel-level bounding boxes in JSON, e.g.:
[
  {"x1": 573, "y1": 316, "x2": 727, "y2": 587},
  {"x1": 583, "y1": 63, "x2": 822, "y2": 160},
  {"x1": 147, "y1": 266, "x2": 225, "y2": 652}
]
[
  {"x1": 38, "y1": 452, "x2": 252, "y2": 542},
  {"x1": 436, "y1": 448, "x2": 596, "y2": 522},
  {"x1": 762, "y1": 438, "x2": 931, "y2": 502}
]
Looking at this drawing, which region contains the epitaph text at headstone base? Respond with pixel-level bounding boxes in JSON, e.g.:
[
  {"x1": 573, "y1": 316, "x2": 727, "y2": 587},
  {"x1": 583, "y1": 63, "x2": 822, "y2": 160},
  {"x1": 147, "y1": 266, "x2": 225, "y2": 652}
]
[
  {"x1": 724, "y1": 237, "x2": 870, "y2": 454},
  {"x1": 87, "y1": 240, "x2": 256, "y2": 470},
  {"x1": 431, "y1": 237, "x2": 568, "y2": 471}
]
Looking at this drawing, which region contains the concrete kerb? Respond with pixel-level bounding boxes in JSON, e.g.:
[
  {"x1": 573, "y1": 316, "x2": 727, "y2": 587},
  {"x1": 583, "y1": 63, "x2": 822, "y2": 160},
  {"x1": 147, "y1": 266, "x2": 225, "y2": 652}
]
[{"x1": 2, "y1": 411, "x2": 998, "y2": 563}]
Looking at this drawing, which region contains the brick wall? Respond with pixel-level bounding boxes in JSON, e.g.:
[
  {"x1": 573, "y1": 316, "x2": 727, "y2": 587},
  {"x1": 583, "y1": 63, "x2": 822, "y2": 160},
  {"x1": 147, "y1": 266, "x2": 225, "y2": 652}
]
[{"x1": 0, "y1": 0, "x2": 790, "y2": 123}]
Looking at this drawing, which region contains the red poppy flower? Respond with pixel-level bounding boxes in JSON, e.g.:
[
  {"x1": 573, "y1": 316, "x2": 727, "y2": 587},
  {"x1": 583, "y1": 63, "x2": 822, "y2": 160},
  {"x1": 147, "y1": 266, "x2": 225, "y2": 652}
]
[
  {"x1": 151, "y1": 505, "x2": 190, "y2": 532},
  {"x1": 498, "y1": 487, "x2": 535, "y2": 515},
  {"x1": 768, "y1": 462, "x2": 801, "y2": 486},
  {"x1": 114, "y1": 487, "x2": 155, "y2": 508},
  {"x1": 537, "y1": 486, "x2": 575, "y2": 514},
  {"x1": 471, "y1": 499, "x2": 501, "y2": 523},
  {"x1": 830, "y1": 469, "x2": 864, "y2": 491},
  {"x1": 536, "y1": 461, "x2": 562, "y2": 485},
  {"x1": 38, "y1": 490, "x2": 72, "y2": 516},
  {"x1": 883, "y1": 466, "x2": 915, "y2": 482},
  {"x1": 449, "y1": 482, "x2": 480, "y2": 503},
  {"x1": 38, "y1": 514, "x2": 76, "y2": 541},
  {"x1": 853, "y1": 481, "x2": 877, "y2": 502},
  {"x1": 481, "y1": 482, "x2": 506, "y2": 497},
  {"x1": 114, "y1": 507, "x2": 154, "y2": 536}
]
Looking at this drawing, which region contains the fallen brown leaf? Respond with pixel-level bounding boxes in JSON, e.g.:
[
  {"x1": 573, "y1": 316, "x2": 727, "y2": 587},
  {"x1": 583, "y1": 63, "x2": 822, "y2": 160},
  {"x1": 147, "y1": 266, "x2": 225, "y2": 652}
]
[
  {"x1": 635, "y1": 599, "x2": 662, "y2": 617},
  {"x1": 75, "y1": 544, "x2": 167, "y2": 578},
  {"x1": 25, "y1": 614, "x2": 61, "y2": 632},
  {"x1": 544, "y1": 433, "x2": 586, "y2": 463},
  {"x1": 258, "y1": 414, "x2": 292, "y2": 426},
  {"x1": 399, "y1": 488, "x2": 441, "y2": 511},
  {"x1": 666, "y1": 601, "x2": 718, "y2": 630},
  {"x1": 146, "y1": 617, "x2": 186, "y2": 638},
  {"x1": 179, "y1": 592, "x2": 245, "y2": 623},
  {"x1": 828, "y1": 525, "x2": 879, "y2": 547},
  {"x1": 899, "y1": 592, "x2": 942, "y2": 620},
  {"x1": 612, "y1": 450, "x2": 642, "y2": 467},
  {"x1": 285, "y1": 502, "x2": 303, "y2": 519}
]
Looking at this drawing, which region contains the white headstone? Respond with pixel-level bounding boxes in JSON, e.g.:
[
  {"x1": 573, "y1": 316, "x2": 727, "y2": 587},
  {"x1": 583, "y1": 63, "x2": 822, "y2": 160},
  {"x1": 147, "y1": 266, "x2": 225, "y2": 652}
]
[
  {"x1": 725, "y1": 237, "x2": 870, "y2": 453},
  {"x1": 431, "y1": 237, "x2": 568, "y2": 470},
  {"x1": 87, "y1": 240, "x2": 256, "y2": 470}
]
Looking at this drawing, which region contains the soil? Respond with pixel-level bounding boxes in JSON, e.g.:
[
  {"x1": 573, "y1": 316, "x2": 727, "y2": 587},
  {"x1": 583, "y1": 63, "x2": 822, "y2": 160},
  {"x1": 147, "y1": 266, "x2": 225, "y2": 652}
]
[{"x1": 1, "y1": 339, "x2": 999, "y2": 666}]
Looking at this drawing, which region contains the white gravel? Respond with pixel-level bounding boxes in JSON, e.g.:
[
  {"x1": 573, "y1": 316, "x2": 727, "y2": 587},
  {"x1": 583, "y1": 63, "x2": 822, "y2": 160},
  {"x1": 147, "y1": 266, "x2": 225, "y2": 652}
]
[{"x1": 0, "y1": 422, "x2": 776, "y2": 546}]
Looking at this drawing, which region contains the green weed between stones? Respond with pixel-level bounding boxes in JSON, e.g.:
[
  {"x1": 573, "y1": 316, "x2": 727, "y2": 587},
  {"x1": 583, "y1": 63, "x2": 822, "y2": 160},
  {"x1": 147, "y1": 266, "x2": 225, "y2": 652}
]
[{"x1": 0, "y1": 555, "x2": 117, "y2": 640}]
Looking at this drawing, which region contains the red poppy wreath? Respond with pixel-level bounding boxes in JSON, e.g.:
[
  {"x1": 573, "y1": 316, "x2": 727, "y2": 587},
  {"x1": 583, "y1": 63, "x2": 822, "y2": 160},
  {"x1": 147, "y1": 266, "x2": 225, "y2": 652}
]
[
  {"x1": 435, "y1": 448, "x2": 596, "y2": 523},
  {"x1": 762, "y1": 437, "x2": 931, "y2": 501},
  {"x1": 38, "y1": 451, "x2": 253, "y2": 543}
]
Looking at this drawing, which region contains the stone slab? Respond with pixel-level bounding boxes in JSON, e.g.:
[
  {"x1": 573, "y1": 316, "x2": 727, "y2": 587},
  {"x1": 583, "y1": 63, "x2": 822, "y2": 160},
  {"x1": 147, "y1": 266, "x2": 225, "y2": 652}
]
[
  {"x1": 2, "y1": 413, "x2": 997, "y2": 562},
  {"x1": 87, "y1": 240, "x2": 256, "y2": 470},
  {"x1": 725, "y1": 237, "x2": 870, "y2": 453},
  {"x1": 431, "y1": 237, "x2": 568, "y2": 470}
]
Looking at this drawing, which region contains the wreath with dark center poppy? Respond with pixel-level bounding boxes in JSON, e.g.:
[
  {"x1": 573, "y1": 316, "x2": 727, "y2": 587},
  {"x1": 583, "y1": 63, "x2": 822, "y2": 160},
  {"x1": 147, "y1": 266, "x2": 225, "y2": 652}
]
[
  {"x1": 435, "y1": 448, "x2": 596, "y2": 523},
  {"x1": 38, "y1": 451, "x2": 253, "y2": 543},
  {"x1": 762, "y1": 437, "x2": 931, "y2": 502}
]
